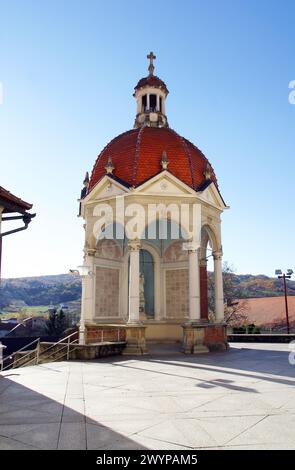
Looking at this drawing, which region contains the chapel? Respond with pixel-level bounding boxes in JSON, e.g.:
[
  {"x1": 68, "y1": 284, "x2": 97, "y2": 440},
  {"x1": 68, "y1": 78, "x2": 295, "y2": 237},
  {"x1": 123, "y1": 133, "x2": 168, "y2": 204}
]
[{"x1": 78, "y1": 53, "x2": 228, "y2": 354}]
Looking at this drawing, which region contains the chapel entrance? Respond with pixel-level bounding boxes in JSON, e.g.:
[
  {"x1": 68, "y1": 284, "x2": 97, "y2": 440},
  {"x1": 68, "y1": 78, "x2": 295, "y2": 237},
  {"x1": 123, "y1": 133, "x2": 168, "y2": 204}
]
[
  {"x1": 139, "y1": 249, "x2": 155, "y2": 318},
  {"x1": 128, "y1": 248, "x2": 155, "y2": 320}
]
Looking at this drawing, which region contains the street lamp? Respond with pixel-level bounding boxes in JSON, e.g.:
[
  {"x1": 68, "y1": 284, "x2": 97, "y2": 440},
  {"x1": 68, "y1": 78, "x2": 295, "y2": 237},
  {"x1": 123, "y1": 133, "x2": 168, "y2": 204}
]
[
  {"x1": 275, "y1": 269, "x2": 294, "y2": 334},
  {"x1": 69, "y1": 265, "x2": 94, "y2": 345},
  {"x1": 69, "y1": 266, "x2": 94, "y2": 277}
]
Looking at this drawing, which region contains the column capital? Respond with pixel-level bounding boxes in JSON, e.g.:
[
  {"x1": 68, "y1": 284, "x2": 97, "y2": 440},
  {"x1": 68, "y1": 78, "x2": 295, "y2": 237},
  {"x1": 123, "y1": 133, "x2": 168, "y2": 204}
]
[
  {"x1": 85, "y1": 248, "x2": 96, "y2": 257},
  {"x1": 199, "y1": 258, "x2": 207, "y2": 267},
  {"x1": 183, "y1": 241, "x2": 199, "y2": 253},
  {"x1": 213, "y1": 250, "x2": 223, "y2": 261},
  {"x1": 128, "y1": 238, "x2": 141, "y2": 251}
]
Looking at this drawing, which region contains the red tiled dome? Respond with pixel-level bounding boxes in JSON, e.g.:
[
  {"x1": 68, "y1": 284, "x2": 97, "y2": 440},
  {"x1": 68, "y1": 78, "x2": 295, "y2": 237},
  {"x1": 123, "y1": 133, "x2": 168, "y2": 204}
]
[
  {"x1": 134, "y1": 75, "x2": 169, "y2": 95},
  {"x1": 89, "y1": 127, "x2": 218, "y2": 192}
]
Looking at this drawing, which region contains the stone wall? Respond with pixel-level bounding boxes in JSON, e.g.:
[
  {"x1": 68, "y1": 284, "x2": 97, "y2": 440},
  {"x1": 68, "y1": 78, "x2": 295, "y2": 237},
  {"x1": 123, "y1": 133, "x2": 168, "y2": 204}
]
[
  {"x1": 204, "y1": 324, "x2": 228, "y2": 351},
  {"x1": 95, "y1": 267, "x2": 119, "y2": 317},
  {"x1": 86, "y1": 325, "x2": 126, "y2": 343},
  {"x1": 165, "y1": 268, "x2": 189, "y2": 318}
]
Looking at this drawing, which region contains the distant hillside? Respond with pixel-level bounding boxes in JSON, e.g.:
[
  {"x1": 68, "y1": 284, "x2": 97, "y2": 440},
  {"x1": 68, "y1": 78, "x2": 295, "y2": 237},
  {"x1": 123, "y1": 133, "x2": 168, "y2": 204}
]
[
  {"x1": 0, "y1": 274, "x2": 81, "y2": 309},
  {"x1": 0, "y1": 272, "x2": 294, "y2": 310},
  {"x1": 221, "y1": 273, "x2": 295, "y2": 299}
]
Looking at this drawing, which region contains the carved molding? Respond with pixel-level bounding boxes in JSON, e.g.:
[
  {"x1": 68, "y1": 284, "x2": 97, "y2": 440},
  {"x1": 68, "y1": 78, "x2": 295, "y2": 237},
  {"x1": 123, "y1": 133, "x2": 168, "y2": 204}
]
[
  {"x1": 128, "y1": 238, "x2": 141, "y2": 251},
  {"x1": 163, "y1": 240, "x2": 188, "y2": 262},
  {"x1": 182, "y1": 241, "x2": 200, "y2": 253},
  {"x1": 96, "y1": 239, "x2": 123, "y2": 260}
]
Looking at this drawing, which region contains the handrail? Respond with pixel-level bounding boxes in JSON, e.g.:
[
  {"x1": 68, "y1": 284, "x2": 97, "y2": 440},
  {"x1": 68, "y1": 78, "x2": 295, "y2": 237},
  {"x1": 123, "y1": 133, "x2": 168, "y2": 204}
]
[
  {"x1": 7, "y1": 346, "x2": 41, "y2": 369},
  {"x1": 37, "y1": 332, "x2": 78, "y2": 359},
  {"x1": 0, "y1": 328, "x2": 123, "y2": 371},
  {"x1": 8, "y1": 317, "x2": 33, "y2": 335},
  {"x1": 11, "y1": 339, "x2": 79, "y2": 368},
  {"x1": 0, "y1": 333, "x2": 78, "y2": 371},
  {"x1": 1, "y1": 338, "x2": 40, "y2": 371},
  {"x1": 39, "y1": 339, "x2": 79, "y2": 362}
]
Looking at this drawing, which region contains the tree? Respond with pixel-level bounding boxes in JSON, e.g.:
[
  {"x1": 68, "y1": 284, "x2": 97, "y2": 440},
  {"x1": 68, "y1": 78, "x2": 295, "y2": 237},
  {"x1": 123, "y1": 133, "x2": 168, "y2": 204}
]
[
  {"x1": 208, "y1": 262, "x2": 249, "y2": 326},
  {"x1": 222, "y1": 262, "x2": 249, "y2": 326},
  {"x1": 46, "y1": 308, "x2": 68, "y2": 337}
]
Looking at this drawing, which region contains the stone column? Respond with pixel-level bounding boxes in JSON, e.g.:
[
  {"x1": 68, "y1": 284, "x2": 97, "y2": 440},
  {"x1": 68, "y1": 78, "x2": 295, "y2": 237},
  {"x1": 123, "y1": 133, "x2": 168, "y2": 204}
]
[
  {"x1": 123, "y1": 239, "x2": 147, "y2": 355},
  {"x1": 200, "y1": 258, "x2": 209, "y2": 321},
  {"x1": 128, "y1": 238, "x2": 141, "y2": 324},
  {"x1": 213, "y1": 250, "x2": 224, "y2": 322},
  {"x1": 162, "y1": 96, "x2": 166, "y2": 115},
  {"x1": 79, "y1": 275, "x2": 87, "y2": 345},
  {"x1": 156, "y1": 94, "x2": 160, "y2": 112},
  {"x1": 188, "y1": 245, "x2": 201, "y2": 322},
  {"x1": 79, "y1": 249, "x2": 95, "y2": 345},
  {"x1": 182, "y1": 242, "x2": 209, "y2": 354},
  {"x1": 147, "y1": 94, "x2": 150, "y2": 111}
]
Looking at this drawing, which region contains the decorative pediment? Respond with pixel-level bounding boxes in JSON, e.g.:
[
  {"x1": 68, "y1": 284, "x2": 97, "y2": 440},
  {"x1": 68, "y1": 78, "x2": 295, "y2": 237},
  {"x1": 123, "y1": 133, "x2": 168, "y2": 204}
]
[
  {"x1": 197, "y1": 182, "x2": 227, "y2": 210},
  {"x1": 82, "y1": 176, "x2": 129, "y2": 204},
  {"x1": 134, "y1": 171, "x2": 196, "y2": 196}
]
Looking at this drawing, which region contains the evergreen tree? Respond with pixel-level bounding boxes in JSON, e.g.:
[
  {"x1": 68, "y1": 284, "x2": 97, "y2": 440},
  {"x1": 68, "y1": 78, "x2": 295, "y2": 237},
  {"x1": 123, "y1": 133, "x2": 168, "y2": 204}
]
[{"x1": 46, "y1": 308, "x2": 68, "y2": 337}]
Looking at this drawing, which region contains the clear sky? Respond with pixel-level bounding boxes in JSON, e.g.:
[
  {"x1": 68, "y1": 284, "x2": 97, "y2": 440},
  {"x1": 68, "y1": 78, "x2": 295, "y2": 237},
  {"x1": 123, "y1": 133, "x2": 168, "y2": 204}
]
[{"x1": 0, "y1": 0, "x2": 295, "y2": 279}]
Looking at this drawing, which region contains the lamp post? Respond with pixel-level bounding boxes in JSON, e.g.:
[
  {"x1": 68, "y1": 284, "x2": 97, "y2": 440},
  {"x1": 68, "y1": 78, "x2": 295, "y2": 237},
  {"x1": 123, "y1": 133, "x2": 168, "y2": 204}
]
[
  {"x1": 69, "y1": 266, "x2": 94, "y2": 345},
  {"x1": 275, "y1": 269, "x2": 293, "y2": 334}
]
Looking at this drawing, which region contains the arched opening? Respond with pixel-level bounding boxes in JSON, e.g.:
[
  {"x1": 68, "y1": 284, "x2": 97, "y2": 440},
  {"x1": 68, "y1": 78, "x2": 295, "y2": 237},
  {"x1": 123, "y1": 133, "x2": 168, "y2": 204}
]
[
  {"x1": 128, "y1": 247, "x2": 155, "y2": 320},
  {"x1": 142, "y1": 94, "x2": 147, "y2": 112},
  {"x1": 200, "y1": 225, "x2": 218, "y2": 321},
  {"x1": 138, "y1": 218, "x2": 189, "y2": 322},
  {"x1": 149, "y1": 94, "x2": 157, "y2": 112},
  {"x1": 139, "y1": 249, "x2": 155, "y2": 318}
]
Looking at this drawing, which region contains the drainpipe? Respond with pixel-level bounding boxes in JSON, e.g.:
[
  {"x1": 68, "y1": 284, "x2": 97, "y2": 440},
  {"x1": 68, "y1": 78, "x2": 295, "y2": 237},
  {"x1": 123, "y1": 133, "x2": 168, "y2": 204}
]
[{"x1": 0, "y1": 212, "x2": 36, "y2": 281}]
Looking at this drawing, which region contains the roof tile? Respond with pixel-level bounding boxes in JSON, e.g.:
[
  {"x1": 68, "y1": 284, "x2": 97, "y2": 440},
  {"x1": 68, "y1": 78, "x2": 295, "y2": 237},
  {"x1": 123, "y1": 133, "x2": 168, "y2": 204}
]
[{"x1": 89, "y1": 127, "x2": 218, "y2": 192}]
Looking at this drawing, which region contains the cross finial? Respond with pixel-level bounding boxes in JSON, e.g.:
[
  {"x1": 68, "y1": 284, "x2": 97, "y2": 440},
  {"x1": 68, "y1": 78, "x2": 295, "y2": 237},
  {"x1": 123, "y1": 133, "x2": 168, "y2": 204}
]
[{"x1": 147, "y1": 51, "x2": 156, "y2": 76}]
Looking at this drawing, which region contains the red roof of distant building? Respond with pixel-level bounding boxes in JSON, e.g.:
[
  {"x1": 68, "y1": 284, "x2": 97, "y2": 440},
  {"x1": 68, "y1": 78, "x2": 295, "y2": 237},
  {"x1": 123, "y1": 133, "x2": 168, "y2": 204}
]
[
  {"x1": 134, "y1": 75, "x2": 169, "y2": 95},
  {"x1": 242, "y1": 296, "x2": 295, "y2": 328},
  {"x1": 89, "y1": 127, "x2": 218, "y2": 192},
  {"x1": 0, "y1": 186, "x2": 32, "y2": 213}
]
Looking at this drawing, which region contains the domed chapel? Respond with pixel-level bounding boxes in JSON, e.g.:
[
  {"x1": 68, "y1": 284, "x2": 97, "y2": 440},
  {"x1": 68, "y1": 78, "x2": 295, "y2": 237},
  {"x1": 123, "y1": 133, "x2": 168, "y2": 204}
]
[{"x1": 78, "y1": 53, "x2": 229, "y2": 354}]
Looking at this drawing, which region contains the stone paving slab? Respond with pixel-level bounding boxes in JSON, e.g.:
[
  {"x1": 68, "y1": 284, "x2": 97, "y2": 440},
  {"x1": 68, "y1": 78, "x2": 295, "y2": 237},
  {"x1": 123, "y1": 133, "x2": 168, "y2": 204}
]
[{"x1": 0, "y1": 343, "x2": 294, "y2": 450}]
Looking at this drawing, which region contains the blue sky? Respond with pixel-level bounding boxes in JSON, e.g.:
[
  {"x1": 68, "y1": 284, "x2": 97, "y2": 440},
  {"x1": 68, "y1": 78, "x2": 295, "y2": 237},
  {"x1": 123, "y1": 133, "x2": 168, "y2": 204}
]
[{"x1": 0, "y1": 0, "x2": 295, "y2": 278}]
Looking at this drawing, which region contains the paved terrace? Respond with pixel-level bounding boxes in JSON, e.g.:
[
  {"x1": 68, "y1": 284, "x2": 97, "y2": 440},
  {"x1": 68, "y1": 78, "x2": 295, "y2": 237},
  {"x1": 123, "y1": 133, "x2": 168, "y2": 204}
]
[{"x1": 0, "y1": 343, "x2": 295, "y2": 450}]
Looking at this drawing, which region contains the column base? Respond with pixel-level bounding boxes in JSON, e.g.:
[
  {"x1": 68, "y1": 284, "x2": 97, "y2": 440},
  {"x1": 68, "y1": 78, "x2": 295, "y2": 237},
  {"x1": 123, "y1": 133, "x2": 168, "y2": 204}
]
[
  {"x1": 79, "y1": 326, "x2": 86, "y2": 345},
  {"x1": 182, "y1": 322, "x2": 208, "y2": 354},
  {"x1": 122, "y1": 324, "x2": 148, "y2": 356},
  {"x1": 182, "y1": 322, "x2": 228, "y2": 354}
]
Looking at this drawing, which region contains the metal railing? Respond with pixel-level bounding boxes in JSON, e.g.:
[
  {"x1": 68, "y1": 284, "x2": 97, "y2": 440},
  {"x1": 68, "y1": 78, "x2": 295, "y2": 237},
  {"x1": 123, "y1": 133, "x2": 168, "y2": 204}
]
[
  {"x1": 99, "y1": 328, "x2": 122, "y2": 343},
  {"x1": 37, "y1": 332, "x2": 79, "y2": 364},
  {"x1": 1, "y1": 337, "x2": 40, "y2": 371},
  {"x1": 0, "y1": 329, "x2": 125, "y2": 371},
  {"x1": 0, "y1": 332, "x2": 79, "y2": 371}
]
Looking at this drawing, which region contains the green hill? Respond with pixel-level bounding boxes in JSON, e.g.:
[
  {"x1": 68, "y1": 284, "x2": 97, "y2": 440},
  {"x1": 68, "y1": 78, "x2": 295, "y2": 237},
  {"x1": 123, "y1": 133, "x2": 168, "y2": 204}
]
[
  {"x1": 0, "y1": 274, "x2": 81, "y2": 309},
  {"x1": 0, "y1": 272, "x2": 294, "y2": 311}
]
